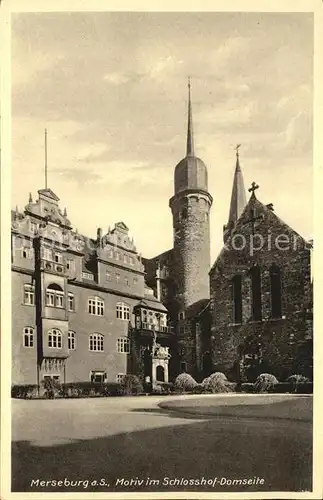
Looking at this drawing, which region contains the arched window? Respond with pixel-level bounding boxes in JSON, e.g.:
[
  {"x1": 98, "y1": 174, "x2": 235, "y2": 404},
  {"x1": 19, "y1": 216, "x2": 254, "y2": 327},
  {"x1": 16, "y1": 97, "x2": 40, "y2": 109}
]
[
  {"x1": 270, "y1": 264, "x2": 282, "y2": 319},
  {"x1": 250, "y1": 266, "x2": 262, "y2": 321},
  {"x1": 68, "y1": 330, "x2": 76, "y2": 350},
  {"x1": 23, "y1": 327, "x2": 34, "y2": 347},
  {"x1": 88, "y1": 297, "x2": 104, "y2": 316},
  {"x1": 156, "y1": 365, "x2": 165, "y2": 382},
  {"x1": 46, "y1": 283, "x2": 64, "y2": 308},
  {"x1": 48, "y1": 329, "x2": 62, "y2": 348},
  {"x1": 89, "y1": 333, "x2": 104, "y2": 352},
  {"x1": 232, "y1": 275, "x2": 242, "y2": 324},
  {"x1": 117, "y1": 337, "x2": 130, "y2": 353},
  {"x1": 116, "y1": 302, "x2": 130, "y2": 320}
]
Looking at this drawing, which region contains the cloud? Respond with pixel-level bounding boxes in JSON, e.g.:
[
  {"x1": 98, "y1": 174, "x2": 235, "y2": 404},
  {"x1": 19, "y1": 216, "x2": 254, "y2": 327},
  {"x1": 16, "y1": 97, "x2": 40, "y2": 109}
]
[{"x1": 11, "y1": 12, "x2": 313, "y2": 258}]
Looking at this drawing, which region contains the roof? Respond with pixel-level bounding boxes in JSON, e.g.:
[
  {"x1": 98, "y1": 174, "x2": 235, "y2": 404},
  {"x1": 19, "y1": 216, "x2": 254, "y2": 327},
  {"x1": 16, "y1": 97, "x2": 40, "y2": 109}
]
[
  {"x1": 135, "y1": 298, "x2": 168, "y2": 313},
  {"x1": 185, "y1": 298, "x2": 210, "y2": 319},
  {"x1": 227, "y1": 154, "x2": 247, "y2": 226},
  {"x1": 211, "y1": 192, "x2": 309, "y2": 274}
]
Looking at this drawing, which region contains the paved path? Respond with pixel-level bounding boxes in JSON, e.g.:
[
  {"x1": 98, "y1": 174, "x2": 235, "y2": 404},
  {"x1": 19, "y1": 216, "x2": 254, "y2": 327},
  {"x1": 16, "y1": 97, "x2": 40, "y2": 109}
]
[{"x1": 11, "y1": 394, "x2": 312, "y2": 493}]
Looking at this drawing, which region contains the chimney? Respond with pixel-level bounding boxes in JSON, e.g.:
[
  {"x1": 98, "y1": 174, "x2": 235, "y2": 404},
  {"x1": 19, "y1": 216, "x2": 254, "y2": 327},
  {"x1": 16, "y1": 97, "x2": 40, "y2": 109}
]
[{"x1": 97, "y1": 227, "x2": 103, "y2": 247}]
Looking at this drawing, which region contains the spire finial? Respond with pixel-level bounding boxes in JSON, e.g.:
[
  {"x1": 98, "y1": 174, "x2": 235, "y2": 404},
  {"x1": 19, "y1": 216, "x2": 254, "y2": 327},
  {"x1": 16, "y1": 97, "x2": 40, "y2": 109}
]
[
  {"x1": 235, "y1": 144, "x2": 241, "y2": 168},
  {"x1": 186, "y1": 76, "x2": 194, "y2": 157},
  {"x1": 29, "y1": 192, "x2": 33, "y2": 203},
  {"x1": 44, "y1": 128, "x2": 48, "y2": 189}
]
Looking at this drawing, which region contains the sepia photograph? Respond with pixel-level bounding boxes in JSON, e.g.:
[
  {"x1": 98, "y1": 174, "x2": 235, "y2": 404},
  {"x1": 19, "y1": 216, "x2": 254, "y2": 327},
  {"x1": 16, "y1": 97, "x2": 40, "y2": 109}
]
[{"x1": 1, "y1": 1, "x2": 322, "y2": 499}]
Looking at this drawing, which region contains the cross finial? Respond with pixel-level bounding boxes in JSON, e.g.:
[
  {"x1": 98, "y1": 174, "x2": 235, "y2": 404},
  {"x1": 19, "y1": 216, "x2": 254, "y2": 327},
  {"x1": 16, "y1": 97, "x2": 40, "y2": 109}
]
[
  {"x1": 188, "y1": 76, "x2": 191, "y2": 89},
  {"x1": 248, "y1": 181, "x2": 259, "y2": 195},
  {"x1": 235, "y1": 143, "x2": 241, "y2": 158}
]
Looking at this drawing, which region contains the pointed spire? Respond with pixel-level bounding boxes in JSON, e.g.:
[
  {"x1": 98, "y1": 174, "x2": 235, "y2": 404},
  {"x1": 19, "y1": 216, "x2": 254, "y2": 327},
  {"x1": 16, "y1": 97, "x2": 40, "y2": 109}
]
[
  {"x1": 227, "y1": 145, "x2": 247, "y2": 226},
  {"x1": 29, "y1": 192, "x2": 33, "y2": 203},
  {"x1": 186, "y1": 77, "x2": 194, "y2": 157},
  {"x1": 63, "y1": 207, "x2": 67, "y2": 217}
]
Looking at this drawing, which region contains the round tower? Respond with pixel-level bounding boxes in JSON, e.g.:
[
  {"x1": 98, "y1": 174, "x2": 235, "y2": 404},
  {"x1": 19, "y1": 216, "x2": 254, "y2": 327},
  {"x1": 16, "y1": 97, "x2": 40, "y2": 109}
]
[{"x1": 169, "y1": 80, "x2": 213, "y2": 309}]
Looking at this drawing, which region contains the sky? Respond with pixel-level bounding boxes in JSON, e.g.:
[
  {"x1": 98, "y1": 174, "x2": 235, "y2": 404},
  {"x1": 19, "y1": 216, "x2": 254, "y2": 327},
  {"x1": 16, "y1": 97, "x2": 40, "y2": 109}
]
[{"x1": 11, "y1": 11, "x2": 313, "y2": 262}]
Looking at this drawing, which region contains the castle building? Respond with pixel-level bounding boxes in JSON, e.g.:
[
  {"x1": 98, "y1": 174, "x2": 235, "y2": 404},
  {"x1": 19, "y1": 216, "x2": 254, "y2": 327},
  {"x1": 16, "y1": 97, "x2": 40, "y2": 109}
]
[{"x1": 12, "y1": 82, "x2": 313, "y2": 388}]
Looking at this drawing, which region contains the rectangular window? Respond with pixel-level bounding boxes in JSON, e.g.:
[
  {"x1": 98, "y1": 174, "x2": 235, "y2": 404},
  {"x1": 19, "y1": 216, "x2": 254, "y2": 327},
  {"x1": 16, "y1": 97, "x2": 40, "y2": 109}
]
[
  {"x1": 115, "y1": 273, "x2": 120, "y2": 283},
  {"x1": 67, "y1": 259, "x2": 75, "y2": 272},
  {"x1": 179, "y1": 325, "x2": 185, "y2": 335},
  {"x1": 90, "y1": 371, "x2": 106, "y2": 383},
  {"x1": 68, "y1": 293, "x2": 75, "y2": 312},
  {"x1": 30, "y1": 222, "x2": 37, "y2": 234},
  {"x1": 54, "y1": 253, "x2": 63, "y2": 263},
  {"x1": 117, "y1": 337, "x2": 130, "y2": 354},
  {"x1": 22, "y1": 248, "x2": 33, "y2": 259},
  {"x1": 115, "y1": 252, "x2": 120, "y2": 261},
  {"x1": 46, "y1": 291, "x2": 55, "y2": 306},
  {"x1": 125, "y1": 277, "x2": 129, "y2": 286},
  {"x1": 129, "y1": 256, "x2": 134, "y2": 265},
  {"x1": 68, "y1": 331, "x2": 76, "y2": 350},
  {"x1": 116, "y1": 373, "x2": 125, "y2": 383},
  {"x1": 133, "y1": 277, "x2": 138, "y2": 285},
  {"x1": 55, "y1": 292, "x2": 64, "y2": 308},
  {"x1": 24, "y1": 284, "x2": 35, "y2": 305},
  {"x1": 43, "y1": 248, "x2": 53, "y2": 261},
  {"x1": 123, "y1": 255, "x2": 128, "y2": 264},
  {"x1": 180, "y1": 361, "x2": 187, "y2": 373},
  {"x1": 23, "y1": 327, "x2": 34, "y2": 347},
  {"x1": 106, "y1": 271, "x2": 112, "y2": 281}
]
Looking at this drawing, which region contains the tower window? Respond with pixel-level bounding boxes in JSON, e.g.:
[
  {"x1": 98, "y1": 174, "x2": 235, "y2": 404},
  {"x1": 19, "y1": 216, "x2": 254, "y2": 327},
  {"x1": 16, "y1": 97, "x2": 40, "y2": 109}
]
[
  {"x1": 181, "y1": 207, "x2": 188, "y2": 220},
  {"x1": 250, "y1": 266, "x2": 262, "y2": 321},
  {"x1": 23, "y1": 327, "x2": 34, "y2": 347},
  {"x1": 232, "y1": 275, "x2": 242, "y2": 324},
  {"x1": 178, "y1": 311, "x2": 185, "y2": 321},
  {"x1": 270, "y1": 264, "x2": 282, "y2": 319}
]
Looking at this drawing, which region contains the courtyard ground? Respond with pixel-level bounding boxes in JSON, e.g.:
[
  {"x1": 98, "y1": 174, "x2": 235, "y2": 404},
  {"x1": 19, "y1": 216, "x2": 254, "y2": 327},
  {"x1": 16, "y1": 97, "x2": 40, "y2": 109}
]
[{"x1": 11, "y1": 394, "x2": 312, "y2": 493}]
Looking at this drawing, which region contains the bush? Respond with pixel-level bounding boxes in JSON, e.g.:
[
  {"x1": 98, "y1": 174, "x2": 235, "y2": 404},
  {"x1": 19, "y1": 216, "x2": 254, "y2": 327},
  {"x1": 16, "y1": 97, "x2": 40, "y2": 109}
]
[
  {"x1": 286, "y1": 374, "x2": 310, "y2": 392},
  {"x1": 201, "y1": 372, "x2": 233, "y2": 393},
  {"x1": 120, "y1": 374, "x2": 143, "y2": 395},
  {"x1": 11, "y1": 384, "x2": 38, "y2": 399},
  {"x1": 41, "y1": 378, "x2": 62, "y2": 399},
  {"x1": 174, "y1": 373, "x2": 198, "y2": 392},
  {"x1": 152, "y1": 382, "x2": 174, "y2": 395},
  {"x1": 240, "y1": 382, "x2": 255, "y2": 393},
  {"x1": 254, "y1": 373, "x2": 279, "y2": 393}
]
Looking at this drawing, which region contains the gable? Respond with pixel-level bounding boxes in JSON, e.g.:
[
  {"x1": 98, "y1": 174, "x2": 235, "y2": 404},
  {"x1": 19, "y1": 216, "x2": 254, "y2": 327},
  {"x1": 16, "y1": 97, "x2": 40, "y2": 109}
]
[{"x1": 210, "y1": 195, "x2": 310, "y2": 275}]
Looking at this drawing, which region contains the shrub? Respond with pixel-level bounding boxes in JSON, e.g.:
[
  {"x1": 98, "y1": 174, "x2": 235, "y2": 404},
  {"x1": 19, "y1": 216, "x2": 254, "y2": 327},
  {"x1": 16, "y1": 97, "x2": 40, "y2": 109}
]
[
  {"x1": 153, "y1": 382, "x2": 174, "y2": 395},
  {"x1": 11, "y1": 384, "x2": 38, "y2": 399},
  {"x1": 201, "y1": 372, "x2": 233, "y2": 393},
  {"x1": 240, "y1": 382, "x2": 255, "y2": 393},
  {"x1": 254, "y1": 373, "x2": 279, "y2": 393},
  {"x1": 41, "y1": 378, "x2": 62, "y2": 399},
  {"x1": 120, "y1": 374, "x2": 143, "y2": 395},
  {"x1": 286, "y1": 374, "x2": 310, "y2": 392},
  {"x1": 174, "y1": 373, "x2": 198, "y2": 392}
]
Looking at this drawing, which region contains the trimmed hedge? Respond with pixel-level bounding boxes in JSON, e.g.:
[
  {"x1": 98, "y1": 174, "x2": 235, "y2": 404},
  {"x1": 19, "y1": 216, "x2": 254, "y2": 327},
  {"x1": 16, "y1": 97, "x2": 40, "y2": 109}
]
[
  {"x1": 12, "y1": 381, "x2": 123, "y2": 399},
  {"x1": 11, "y1": 384, "x2": 39, "y2": 399},
  {"x1": 174, "y1": 373, "x2": 198, "y2": 392}
]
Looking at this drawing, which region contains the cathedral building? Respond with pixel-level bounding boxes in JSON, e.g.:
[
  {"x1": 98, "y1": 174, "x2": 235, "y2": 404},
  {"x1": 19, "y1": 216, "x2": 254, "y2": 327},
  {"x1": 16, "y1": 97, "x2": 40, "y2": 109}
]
[{"x1": 11, "y1": 83, "x2": 313, "y2": 388}]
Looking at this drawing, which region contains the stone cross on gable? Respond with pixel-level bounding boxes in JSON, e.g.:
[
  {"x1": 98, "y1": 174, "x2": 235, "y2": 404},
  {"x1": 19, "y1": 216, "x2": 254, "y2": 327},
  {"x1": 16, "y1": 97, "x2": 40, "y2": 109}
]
[{"x1": 248, "y1": 181, "x2": 259, "y2": 195}]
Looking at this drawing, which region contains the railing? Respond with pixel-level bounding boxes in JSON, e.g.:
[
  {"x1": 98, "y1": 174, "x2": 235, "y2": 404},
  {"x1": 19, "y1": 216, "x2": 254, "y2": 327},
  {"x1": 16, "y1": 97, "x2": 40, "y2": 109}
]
[
  {"x1": 81, "y1": 271, "x2": 94, "y2": 280},
  {"x1": 141, "y1": 323, "x2": 174, "y2": 333}
]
